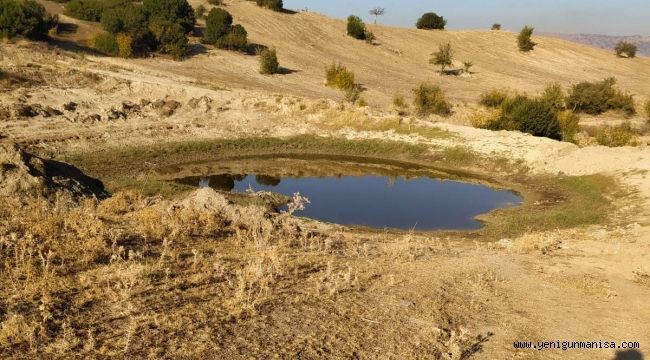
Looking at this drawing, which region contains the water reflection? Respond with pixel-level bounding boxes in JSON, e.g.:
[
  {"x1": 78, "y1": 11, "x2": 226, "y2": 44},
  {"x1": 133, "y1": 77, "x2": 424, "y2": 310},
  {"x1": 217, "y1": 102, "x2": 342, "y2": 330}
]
[{"x1": 174, "y1": 173, "x2": 522, "y2": 231}]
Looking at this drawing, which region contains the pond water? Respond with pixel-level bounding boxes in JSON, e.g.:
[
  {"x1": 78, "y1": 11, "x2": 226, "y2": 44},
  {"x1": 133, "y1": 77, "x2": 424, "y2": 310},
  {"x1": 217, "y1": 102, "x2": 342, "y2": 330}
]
[{"x1": 174, "y1": 172, "x2": 522, "y2": 231}]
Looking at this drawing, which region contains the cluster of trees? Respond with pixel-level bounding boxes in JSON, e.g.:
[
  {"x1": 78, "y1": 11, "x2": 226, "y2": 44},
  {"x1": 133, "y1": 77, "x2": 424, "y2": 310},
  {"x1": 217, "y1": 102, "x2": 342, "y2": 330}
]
[
  {"x1": 61, "y1": 0, "x2": 196, "y2": 59},
  {"x1": 202, "y1": 8, "x2": 248, "y2": 51},
  {"x1": 477, "y1": 78, "x2": 637, "y2": 142},
  {"x1": 0, "y1": 0, "x2": 57, "y2": 40}
]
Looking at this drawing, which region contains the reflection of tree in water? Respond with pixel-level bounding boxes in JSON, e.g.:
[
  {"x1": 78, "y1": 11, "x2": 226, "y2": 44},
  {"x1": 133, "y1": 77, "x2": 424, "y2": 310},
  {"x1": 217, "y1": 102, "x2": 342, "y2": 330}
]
[
  {"x1": 255, "y1": 174, "x2": 281, "y2": 187},
  {"x1": 175, "y1": 174, "x2": 245, "y2": 191}
]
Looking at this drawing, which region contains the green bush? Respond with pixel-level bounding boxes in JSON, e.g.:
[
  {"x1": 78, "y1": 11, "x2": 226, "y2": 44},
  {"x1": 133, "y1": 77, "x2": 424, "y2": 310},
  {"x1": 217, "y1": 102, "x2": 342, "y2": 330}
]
[
  {"x1": 615, "y1": 41, "x2": 637, "y2": 58},
  {"x1": 216, "y1": 24, "x2": 247, "y2": 51},
  {"x1": 487, "y1": 95, "x2": 561, "y2": 140},
  {"x1": 518, "y1": 26, "x2": 535, "y2": 52},
  {"x1": 92, "y1": 31, "x2": 119, "y2": 56},
  {"x1": 347, "y1": 15, "x2": 366, "y2": 40},
  {"x1": 479, "y1": 89, "x2": 509, "y2": 108},
  {"x1": 416, "y1": 12, "x2": 446, "y2": 30},
  {"x1": 202, "y1": 7, "x2": 232, "y2": 44},
  {"x1": 595, "y1": 122, "x2": 636, "y2": 147},
  {"x1": 142, "y1": 0, "x2": 195, "y2": 33},
  {"x1": 412, "y1": 83, "x2": 452, "y2": 117},
  {"x1": 0, "y1": 0, "x2": 55, "y2": 39},
  {"x1": 566, "y1": 78, "x2": 635, "y2": 115},
  {"x1": 540, "y1": 83, "x2": 565, "y2": 110},
  {"x1": 325, "y1": 63, "x2": 355, "y2": 91},
  {"x1": 149, "y1": 20, "x2": 188, "y2": 60},
  {"x1": 259, "y1": 47, "x2": 279, "y2": 75},
  {"x1": 194, "y1": 4, "x2": 207, "y2": 20},
  {"x1": 255, "y1": 0, "x2": 283, "y2": 11}
]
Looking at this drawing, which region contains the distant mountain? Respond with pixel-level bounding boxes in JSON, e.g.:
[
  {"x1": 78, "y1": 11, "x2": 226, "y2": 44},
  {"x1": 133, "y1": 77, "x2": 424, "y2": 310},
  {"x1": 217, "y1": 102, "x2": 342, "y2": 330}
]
[{"x1": 541, "y1": 33, "x2": 650, "y2": 56}]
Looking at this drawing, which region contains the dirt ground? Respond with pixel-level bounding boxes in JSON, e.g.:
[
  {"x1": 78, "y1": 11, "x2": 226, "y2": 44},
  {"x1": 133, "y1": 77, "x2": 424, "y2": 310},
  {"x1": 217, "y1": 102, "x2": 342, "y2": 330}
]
[{"x1": 1, "y1": 3, "x2": 650, "y2": 358}]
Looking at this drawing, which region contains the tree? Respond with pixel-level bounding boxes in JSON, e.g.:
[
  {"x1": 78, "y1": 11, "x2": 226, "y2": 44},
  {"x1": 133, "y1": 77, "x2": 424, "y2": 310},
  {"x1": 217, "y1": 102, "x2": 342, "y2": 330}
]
[
  {"x1": 430, "y1": 43, "x2": 453, "y2": 73},
  {"x1": 347, "y1": 15, "x2": 366, "y2": 40},
  {"x1": 416, "y1": 12, "x2": 446, "y2": 30},
  {"x1": 368, "y1": 7, "x2": 385, "y2": 25},
  {"x1": 518, "y1": 26, "x2": 536, "y2": 52},
  {"x1": 491, "y1": 23, "x2": 501, "y2": 30},
  {"x1": 142, "y1": 0, "x2": 196, "y2": 33},
  {"x1": 217, "y1": 24, "x2": 247, "y2": 51},
  {"x1": 149, "y1": 20, "x2": 188, "y2": 60},
  {"x1": 0, "y1": 0, "x2": 55, "y2": 39},
  {"x1": 259, "y1": 47, "x2": 279, "y2": 75},
  {"x1": 614, "y1": 41, "x2": 637, "y2": 58},
  {"x1": 202, "y1": 7, "x2": 232, "y2": 44},
  {"x1": 194, "y1": 5, "x2": 207, "y2": 20},
  {"x1": 462, "y1": 61, "x2": 473, "y2": 74},
  {"x1": 256, "y1": 0, "x2": 283, "y2": 11}
]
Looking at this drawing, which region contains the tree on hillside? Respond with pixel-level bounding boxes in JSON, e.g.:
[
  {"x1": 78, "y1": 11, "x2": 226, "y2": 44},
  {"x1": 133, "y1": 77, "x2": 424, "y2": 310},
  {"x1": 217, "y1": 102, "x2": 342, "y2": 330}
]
[
  {"x1": 347, "y1": 15, "x2": 366, "y2": 40},
  {"x1": 615, "y1": 41, "x2": 637, "y2": 58},
  {"x1": 142, "y1": 0, "x2": 196, "y2": 33},
  {"x1": 369, "y1": 7, "x2": 385, "y2": 25},
  {"x1": 0, "y1": 0, "x2": 56, "y2": 40},
  {"x1": 416, "y1": 12, "x2": 446, "y2": 30},
  {"x1": 517, "y1": 25, "x2": 536, "y2": 52},
  {"x1": 491, "y1": 23, "x2": 501, "y2": 30},
  {"x1": 430, "y1": 43, "x2": 454, "y2": 73},
  {"x1": 202, "y1": 8, "x2": 232, "y2": 44}
]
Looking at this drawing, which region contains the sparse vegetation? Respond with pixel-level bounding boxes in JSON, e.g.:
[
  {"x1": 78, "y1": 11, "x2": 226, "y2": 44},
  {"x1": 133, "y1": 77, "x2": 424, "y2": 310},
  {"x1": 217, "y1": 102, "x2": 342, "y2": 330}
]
[
  {"x1": 615, "y1": 41, "x2": 637, "y2": 58},
  {"x1": 517, "y1": 25, "x2": 536, "y2": 52},
  {"x1": 412, "y1": 83, "x2": 452, "y2": 117},
  {"x1": 566, "y1": 78, "x2": 636, "y2": 115},
  {"x1": 259, "y1": 47, "x2": 279, "y2": 75},
  {"x1": 430, "y1": 43, "x2": 454, "y2": 73},
  {"x1": 416, "y1": 12, "x2": 446, "y2": 30},
  {"x1": 594, "y1": 122, "x2": 637, "y2": 147},
  {"x1": 0, "y1": 0, "x2": 56, "y2": 39}
]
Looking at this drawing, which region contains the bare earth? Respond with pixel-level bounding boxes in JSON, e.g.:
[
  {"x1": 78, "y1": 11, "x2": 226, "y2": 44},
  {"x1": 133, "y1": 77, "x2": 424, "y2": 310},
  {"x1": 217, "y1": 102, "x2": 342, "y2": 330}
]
[{"x1": 1, "y1": 1, "x2": 650, "y2": 358}]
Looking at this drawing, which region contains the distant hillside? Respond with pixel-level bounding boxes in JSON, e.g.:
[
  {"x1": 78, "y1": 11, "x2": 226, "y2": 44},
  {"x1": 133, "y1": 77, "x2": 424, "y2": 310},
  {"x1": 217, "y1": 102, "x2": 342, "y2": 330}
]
[{"x1": 542, "y1": 33, "x2": 650, "y2": 56}]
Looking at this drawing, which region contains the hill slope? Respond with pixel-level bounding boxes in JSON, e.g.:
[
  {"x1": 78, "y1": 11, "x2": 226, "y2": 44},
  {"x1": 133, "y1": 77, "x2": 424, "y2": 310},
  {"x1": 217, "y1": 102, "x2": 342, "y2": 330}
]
[{"x1": 44, "y1": 0, "x2": 650, "y2": 107}]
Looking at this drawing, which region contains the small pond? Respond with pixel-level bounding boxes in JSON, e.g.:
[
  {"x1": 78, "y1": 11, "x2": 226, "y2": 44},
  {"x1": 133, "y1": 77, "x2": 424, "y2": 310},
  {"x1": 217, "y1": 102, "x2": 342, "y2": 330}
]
[{"x1": 172, "y1": 168, "x2": 522, "y2": 231}]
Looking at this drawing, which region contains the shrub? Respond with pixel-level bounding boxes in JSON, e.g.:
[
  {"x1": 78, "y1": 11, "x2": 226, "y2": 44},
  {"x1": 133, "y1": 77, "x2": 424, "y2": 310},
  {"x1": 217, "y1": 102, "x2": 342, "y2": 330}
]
[
  {"x1": 595, "y1": 122, "x2": 636, "y2": 147},
  {"x1": 347, "y1": 15, "x2": 366, "y2": 40},
  {"x1": 462, "y1": 61, "x2": 473, "y2": 74},
  {"x1": 325, "y1": 63, "x2": 355, "y2": 91},
  {"x1": 393, "y1": 93, "x2": 407, "y2": 109},
  {"x1": 0, "y1": 0, "x2": 55, "y2": 39},
  {"x1": 566, "y1": 78, "x2": 635, "y2": 115},
  {"x1": 557, "y1": 111, "x2": 580, "y2": 143},
  {"x1": 479, "y1": 89, "x2": 509, "y2": 108},
  {"x1": 202, "y1": 7, "x2": 232, "y2": 44},
  {"x1": 416, "y1": 12, "x2": 446, "y2": 30},
  {"x1": 207, "y1": 0, "x2": 223, "y2": 4},
  {"x1": 256, "y1": 0, "x2": 283, "y2": 11},
  {"x1": 430, "y1": 43, "x2": 453, "y2": 73},
  {"x1": 615, "y1": 41, "x2": 637, "y2": 58},
  {"x1": 100, "y1": 4, "x2": 148, "y2": 35},
  {"x1": 216, "y1": 24, "x2": 247, "y2": 51},
  {"x1": 540, "y1": 83, "x2": 565, "y2": 110},
  {"x1": 487, "y1": 95, "x2": 561, "y2": 140},
  {"x1": 143, "y1": 0, "x2": 195, "y2": 33},
  {"x1": 518, "y1": 26, "x2": 535, "y2": 52},
  {"x1": 149, "y1": 20, "x2": 188, "y2": 60},
  {"x1": 645, "y1": 99, "x2": 650, "y2": 123},
  {"x1": 92, "y1": 31, "x2": 119, "y2": 56},
  {"x1": 491, "y1": 23, "x2": 501, "y2": 30},
  {"x1": 412, "y1": 83, "x2": 452, "y2": 117},
  {"x1": 259, "y1": 47, "x2": 279, "y2": 75}
]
